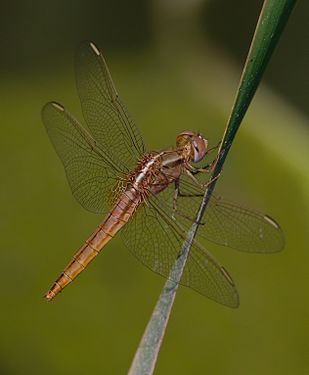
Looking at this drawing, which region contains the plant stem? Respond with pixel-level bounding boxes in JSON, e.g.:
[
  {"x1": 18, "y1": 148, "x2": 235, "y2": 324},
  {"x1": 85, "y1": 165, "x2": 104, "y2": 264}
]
[{"x1": 128, "y1": 1, "x2": 296, "y2": 374}]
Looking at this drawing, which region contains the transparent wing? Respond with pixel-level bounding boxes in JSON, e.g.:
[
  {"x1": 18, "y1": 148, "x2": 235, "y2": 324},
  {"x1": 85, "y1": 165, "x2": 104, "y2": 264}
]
[
  {"x1": 121, "y1": 195, "x2": 239, "y2": 308},
  {"x1": 166, "y1": 175, "x2": 285, "y2": 253},
  {"x1": 75, "y1": 41, "x2": 145, "y2": 171},
  {"x1": 42, "y1": 102, "x2": 124, "y2": 213}
]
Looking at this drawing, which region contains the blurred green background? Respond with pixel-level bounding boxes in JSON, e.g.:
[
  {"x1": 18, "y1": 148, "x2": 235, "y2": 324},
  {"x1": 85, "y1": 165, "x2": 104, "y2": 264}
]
[{"x1": 0, "y1": 1, "x2": 308, "y2": 374}]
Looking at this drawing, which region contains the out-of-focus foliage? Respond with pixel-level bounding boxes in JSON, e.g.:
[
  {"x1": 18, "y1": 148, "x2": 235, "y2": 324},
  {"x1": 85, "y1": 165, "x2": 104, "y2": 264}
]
[
  {"x1": 202, "y1": 0, "x2": 309, "y2": 117},
  {"x1": 0, "y1": 1, "x2": 308, "y2": 374}
]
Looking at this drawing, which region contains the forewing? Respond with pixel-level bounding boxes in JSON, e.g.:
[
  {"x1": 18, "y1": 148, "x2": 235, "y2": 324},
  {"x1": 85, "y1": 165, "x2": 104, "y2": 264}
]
[
  {"x1": 75, "y1": 41, "x2": 145, "y2": 171},
  {"x1": 121, "y1": 197, "x2": 239, "y2": 308},
  {"x1": 171, "y1": 175, "x2": 284, "y2": 253},
  {"x1": 42, "y1": 102, "x2": 123, "y2": 213}
]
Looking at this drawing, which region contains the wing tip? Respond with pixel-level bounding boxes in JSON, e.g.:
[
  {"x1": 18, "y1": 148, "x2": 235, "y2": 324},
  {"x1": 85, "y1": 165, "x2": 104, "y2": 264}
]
[
  {"x1": 264, "y1": 214, "x2": 285, "y2": 251},
  {"x1": 230, "y1": 298, "x2": 240, "y2": 309},
  {"x1": 89, "y1": 41, "x2": 100, "y2": 56},
  {"x1": 42, "y1": 101, "x2": 65, "y2": 114},
  {"x1": 221, "y1": 265, "x2": 235, "y2": 286},
  {"x1": 263, "y1": 214, "x2": 280, "y2": 230},
  {"x1": 220, "y1": 265, "x2": 240, "y2": 308},
  {"x1": 227, "y1": 290, "x2": 240, "y2": 309},
  {"x1": 51, "y1": 101, "x2": 65, "y2": 112}
]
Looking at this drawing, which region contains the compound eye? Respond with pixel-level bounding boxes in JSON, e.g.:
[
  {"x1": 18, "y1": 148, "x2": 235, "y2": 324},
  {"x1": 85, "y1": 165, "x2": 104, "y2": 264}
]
[{"x1": 192, "y1": 141, "x2": 202, "y2": 162}]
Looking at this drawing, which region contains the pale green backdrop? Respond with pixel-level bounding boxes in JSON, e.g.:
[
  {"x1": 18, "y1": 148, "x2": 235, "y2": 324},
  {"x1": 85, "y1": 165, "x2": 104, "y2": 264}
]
[{"x1": 0, "y1": 1, "x2": 308, "y2": 374}]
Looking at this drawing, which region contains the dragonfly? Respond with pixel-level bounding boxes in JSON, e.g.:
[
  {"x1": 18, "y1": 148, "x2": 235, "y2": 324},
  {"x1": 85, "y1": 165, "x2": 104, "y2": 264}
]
[{"x1": 42, "y1": 41, "x2": 284, "y2": 308}]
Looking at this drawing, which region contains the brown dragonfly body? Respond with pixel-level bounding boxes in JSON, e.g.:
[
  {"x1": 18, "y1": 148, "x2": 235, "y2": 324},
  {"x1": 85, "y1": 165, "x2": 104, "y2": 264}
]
[
  {"x1": 46, "y1": 149, "x2": 191, "y2": 300},
  {"x1": 46, "y1": 184, "x2": 140, "y2": 300},
  {"x1": 42, "y1": 41, "x2": 284, "y2": 307}
]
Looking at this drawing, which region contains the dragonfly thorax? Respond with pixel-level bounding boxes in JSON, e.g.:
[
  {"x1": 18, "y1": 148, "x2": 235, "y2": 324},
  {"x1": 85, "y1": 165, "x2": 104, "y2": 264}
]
[
  {"x1": 128, "y1": 149, "x2": 185, "y2": 198},
  {"x1": 129, "y1": 152, "x2": 163, "y2": 190}
]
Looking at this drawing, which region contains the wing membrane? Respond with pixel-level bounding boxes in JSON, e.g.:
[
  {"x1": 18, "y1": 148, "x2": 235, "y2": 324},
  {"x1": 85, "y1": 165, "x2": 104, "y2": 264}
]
[
  {"x1": 42, "y1": 41, "x2": 147, "y2": 212},
  {"x1": 121, "y1": 196, "x2": 239, "y2": 308},
  {"x1": 167, "y1": 175, "x2": 285, "y2": 253},
  {"x1": 121, "y1": 170, "x2": 283, "y2": 306},
  {"x1": 75, "y1": 41, "x2": 145, "y2": 171},
  {"x1": 42, "y1": 102, "x2": 122, "y2": 213}
]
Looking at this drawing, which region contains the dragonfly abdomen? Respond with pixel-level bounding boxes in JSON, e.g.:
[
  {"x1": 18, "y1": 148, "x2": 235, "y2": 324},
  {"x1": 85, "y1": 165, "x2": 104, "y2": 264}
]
[{"x1": 45, "y1": 188, "x2": 142, "y2": 301}]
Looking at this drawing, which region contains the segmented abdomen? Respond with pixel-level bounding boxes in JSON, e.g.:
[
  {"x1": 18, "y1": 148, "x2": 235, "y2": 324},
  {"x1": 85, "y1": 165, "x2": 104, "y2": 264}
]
[{"x1": 45, "y1": 187, "x2": 141, "y2": 301}]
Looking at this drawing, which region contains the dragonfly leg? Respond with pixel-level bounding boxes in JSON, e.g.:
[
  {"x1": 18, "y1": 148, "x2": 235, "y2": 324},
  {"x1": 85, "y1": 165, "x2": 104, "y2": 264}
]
[
  {"x1": 172, "y1": 178, "x2": 207, "y2": 225},
  {"x1": 185, "y1": 168, "x2": 221, "y2": 189},
  {"x1": 191, "y1": 153, "x2": 221, "y2": 177},
  {"x1": 172, "y1": 178, "x2": 180, "y2": 219},
  {"x1": 178, "y1": 190, "x2": 203, "y2": 198},
  {"x1": 202, "y1": 173, "x2": 221, "y2": 188},
  {"x1": 206, "y1": 140, "x2": 221, "y2": 155}
]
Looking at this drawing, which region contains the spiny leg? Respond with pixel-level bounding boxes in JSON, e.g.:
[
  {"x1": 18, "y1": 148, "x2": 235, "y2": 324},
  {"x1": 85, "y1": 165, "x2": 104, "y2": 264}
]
[
  {"x1": 172, "y1": 178, "x2": 180, "y2": 219},
  {"x1": 206, "y1": 140, "x2": 221, "y2": 155},
  {"x1": 172, "y1": 140, "x2": 221, "y2": 220},
  {"x1": 185, "y1": 168, "x2": 221, "y2": 189},
  {"x1": 191, "y1": 151, "x2": 221, "y2": 176},
  {"x1": 172, "y1": 178, "x2": 208, "y2": 225}
]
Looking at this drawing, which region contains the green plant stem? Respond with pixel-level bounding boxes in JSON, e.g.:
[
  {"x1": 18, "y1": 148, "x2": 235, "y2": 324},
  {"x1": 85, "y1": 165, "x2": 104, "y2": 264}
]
[{"x1": 127, "y1": 1, "x2": 296, "y2": 374}]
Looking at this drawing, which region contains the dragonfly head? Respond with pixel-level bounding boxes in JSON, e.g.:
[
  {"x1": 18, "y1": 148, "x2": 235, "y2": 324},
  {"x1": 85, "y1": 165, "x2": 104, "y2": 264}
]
[{"x1": 176, "y1": 131, "x2": 208, "y2": 163}]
